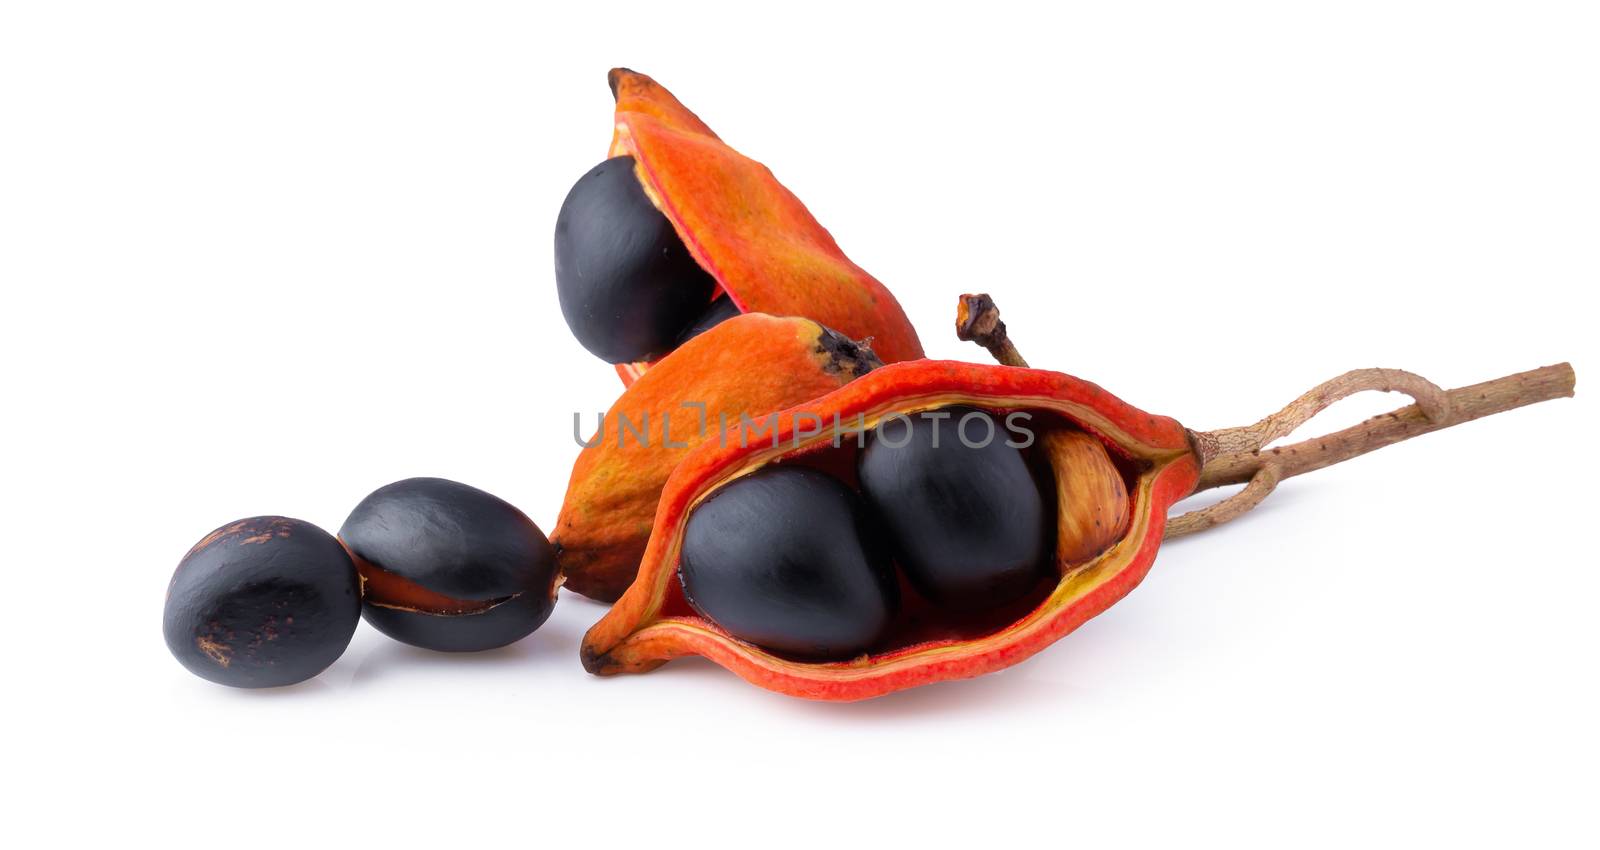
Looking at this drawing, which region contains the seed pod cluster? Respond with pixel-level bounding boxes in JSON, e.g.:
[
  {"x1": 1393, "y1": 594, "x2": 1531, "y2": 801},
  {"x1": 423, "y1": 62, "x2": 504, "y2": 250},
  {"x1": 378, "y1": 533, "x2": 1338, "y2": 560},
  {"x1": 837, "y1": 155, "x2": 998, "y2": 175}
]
[{"x1": 161, "y1": 68, "x2": 1577, "y2": 703}]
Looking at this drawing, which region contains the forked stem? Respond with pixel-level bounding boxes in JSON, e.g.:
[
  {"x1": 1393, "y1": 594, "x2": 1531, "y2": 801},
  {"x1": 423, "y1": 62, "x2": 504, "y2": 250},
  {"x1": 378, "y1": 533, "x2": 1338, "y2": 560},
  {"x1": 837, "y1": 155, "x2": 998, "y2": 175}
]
[{"x1": 955, "y1": 294, "x2": 1577, "y2": 539}]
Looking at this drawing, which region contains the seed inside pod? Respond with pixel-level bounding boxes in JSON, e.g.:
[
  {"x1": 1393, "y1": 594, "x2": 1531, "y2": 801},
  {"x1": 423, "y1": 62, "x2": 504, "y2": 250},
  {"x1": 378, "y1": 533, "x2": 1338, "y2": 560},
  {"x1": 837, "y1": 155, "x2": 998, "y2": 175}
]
[
  {"x1": 857, "y1": 406, "x2": 1051, "y2": 611},
  {"x1": 678, "y1": 466, "x2": 899, "y2": 660},
  {"x1": 554, "y1": 155, "x2": 718, "y2": 364}
]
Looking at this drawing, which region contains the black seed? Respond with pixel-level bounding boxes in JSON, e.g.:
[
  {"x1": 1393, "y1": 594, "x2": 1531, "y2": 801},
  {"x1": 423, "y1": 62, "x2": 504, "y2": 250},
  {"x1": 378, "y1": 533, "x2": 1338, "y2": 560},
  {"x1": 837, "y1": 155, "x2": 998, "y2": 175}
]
[
  {"x1": 163, "y1": 517, "x2": 360, "y2": 688},
  {"x1": 858, "y1": 406, "x2": 1049, "y2": 610},
  {"x1": 555, "y1": 156, "x2": 718, "y2": 363},
  {"x1": 340, "y1": 478, "x2": 559, "y2": 652},
  {"x1": 679, "y1": 466, "x2": 898, "y2": 659},
  {"x1": 677, "y1": 296, "x2": 743, "y2": 345}
]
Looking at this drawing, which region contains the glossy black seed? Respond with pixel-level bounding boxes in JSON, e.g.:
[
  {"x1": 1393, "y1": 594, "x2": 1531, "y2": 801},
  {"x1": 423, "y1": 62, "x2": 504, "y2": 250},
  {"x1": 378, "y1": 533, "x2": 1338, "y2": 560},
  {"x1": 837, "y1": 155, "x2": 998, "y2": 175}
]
[
  {"x1": 858, "y1": 406, "x2": 1049, "y2": 611},
  {"x1": 163, "y1": 516, "x2": 360, "y2": 688},
  {"x1": 679, "y1": 466, "x2": 898, "y2": 660},
  {"x1": 677, "y1": 296, "x2": 743, "y2": 345},
  {"x1": 340, "y1": 477, "x2": 560, "y2": 652},
  {"x1": 555, "y1": 156, "x2": 718, "y2": 363}
]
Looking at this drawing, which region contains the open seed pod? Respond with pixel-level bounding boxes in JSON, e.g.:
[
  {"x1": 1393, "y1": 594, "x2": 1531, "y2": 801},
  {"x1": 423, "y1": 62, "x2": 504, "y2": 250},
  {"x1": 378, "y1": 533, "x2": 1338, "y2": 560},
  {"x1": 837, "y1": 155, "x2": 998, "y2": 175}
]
[
  {"x1": 580, "y1": 295, "x2": 1575, "y2": 701},
  {"x1": 553, "y1": 312, "x2": 881, "y2": 602},
  {"x1": 601, "y1": 68, "x2": 922, "y2": 384},
  {"x1": 580, "y1": 360, "x2": 1199, "y2": 699}
]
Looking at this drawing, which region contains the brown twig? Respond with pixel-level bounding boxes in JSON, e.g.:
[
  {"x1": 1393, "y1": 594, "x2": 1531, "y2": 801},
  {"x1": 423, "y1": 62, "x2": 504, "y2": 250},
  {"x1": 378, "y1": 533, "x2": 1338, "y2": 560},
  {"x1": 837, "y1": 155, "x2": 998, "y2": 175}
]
[
  {"x1": 1163, "y1": 463, "x2": 1282, "y2": 538},
  {"x1": 954, "y1": 294, "x2": 1577, "y2": 539},
  {"x1": 956, "y1": 293, "x2": 1030, "y2": 368}
]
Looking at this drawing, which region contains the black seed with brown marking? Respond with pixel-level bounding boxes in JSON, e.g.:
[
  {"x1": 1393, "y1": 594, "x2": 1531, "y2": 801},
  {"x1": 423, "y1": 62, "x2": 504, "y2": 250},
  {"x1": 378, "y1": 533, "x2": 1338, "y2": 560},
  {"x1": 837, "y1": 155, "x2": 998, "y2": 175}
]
[{"x1": 163, "y1": 516, "x2": 361, "y2": 688}]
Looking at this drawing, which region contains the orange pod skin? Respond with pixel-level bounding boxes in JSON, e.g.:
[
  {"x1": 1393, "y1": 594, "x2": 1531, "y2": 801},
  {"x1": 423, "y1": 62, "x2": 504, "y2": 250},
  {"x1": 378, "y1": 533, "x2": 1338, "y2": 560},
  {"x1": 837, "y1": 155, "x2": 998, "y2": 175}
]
[
  {"x1": 580, "y1": 360, "x2": 1201, "y2": 701},
  {"x1": 553, "y1": 312, "x2": 880, "y2": 602},
  {"x1": 604, "y1": 69, "x2": 923, "y2": 386}
]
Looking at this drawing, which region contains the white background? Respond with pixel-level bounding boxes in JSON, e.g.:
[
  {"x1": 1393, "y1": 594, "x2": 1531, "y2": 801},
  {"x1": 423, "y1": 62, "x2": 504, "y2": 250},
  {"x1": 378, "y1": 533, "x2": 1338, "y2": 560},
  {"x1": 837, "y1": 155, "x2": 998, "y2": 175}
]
[{"x1": 3, "y1": 2, "x2": 1595, "y2": 847}]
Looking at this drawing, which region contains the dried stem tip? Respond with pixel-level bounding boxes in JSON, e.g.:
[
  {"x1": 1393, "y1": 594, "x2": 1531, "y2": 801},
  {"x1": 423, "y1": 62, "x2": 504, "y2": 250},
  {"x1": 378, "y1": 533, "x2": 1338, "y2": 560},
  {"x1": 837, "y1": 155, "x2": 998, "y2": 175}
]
[{"x1": 956, "y1": 293, "x2": 1029, "y2": 368}]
